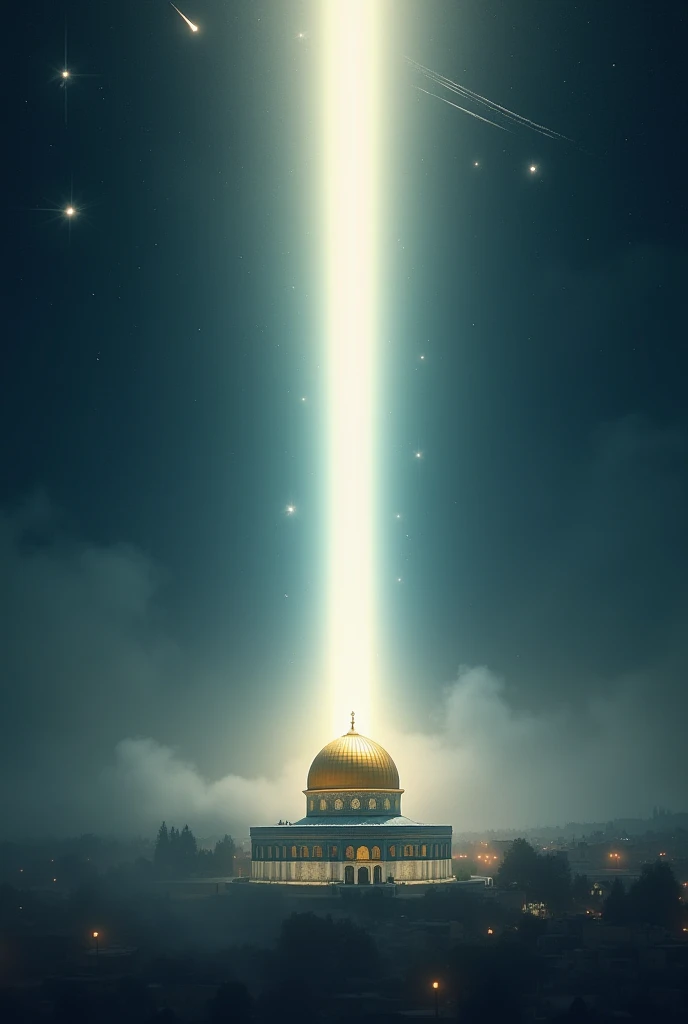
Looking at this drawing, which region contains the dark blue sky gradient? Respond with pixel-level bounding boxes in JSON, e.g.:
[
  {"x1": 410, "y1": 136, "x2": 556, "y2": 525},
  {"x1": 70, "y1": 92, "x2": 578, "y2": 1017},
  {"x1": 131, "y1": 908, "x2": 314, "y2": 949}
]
[{"x1": 2, "y1": 0, "x2": 687, "y2": 829}]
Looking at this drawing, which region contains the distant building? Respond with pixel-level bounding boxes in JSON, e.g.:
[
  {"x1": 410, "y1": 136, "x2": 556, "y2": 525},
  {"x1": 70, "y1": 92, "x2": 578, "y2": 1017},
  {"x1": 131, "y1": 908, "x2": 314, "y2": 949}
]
[{"x1": 250, "y1": 716, "x2": 454, "y2": 885}]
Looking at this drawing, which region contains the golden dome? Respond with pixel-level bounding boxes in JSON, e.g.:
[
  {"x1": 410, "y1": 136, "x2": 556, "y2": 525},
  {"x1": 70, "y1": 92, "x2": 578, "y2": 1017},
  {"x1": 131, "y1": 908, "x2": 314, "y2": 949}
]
[{"x1": 306, "y1": 724, "x2": 400, "y2": 792}]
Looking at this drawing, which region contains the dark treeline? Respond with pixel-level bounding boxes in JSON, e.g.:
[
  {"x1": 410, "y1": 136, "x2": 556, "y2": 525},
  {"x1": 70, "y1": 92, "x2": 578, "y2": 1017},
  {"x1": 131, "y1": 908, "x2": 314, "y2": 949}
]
[
  {"x1": 496, "y1": 838, "x2": 685, "y2": 931},
  {"x1": 0, "y1": 827, "x2": 238, "y2": 891},
  {"x1": 153, "y1": 824, "x2": 236, "y2": 879}
]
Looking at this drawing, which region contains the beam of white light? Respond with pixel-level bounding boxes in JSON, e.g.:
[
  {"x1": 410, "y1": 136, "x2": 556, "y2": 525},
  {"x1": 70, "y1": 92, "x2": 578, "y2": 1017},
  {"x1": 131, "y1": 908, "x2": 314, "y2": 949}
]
[{"x1": 322, "y1": 2, "x2": 384, "y2": 735}]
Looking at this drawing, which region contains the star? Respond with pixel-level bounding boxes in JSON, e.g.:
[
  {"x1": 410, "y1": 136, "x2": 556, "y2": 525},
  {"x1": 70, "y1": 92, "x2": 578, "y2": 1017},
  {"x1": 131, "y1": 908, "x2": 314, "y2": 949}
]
[
  {"x1": 529, "y1": 165, "x2": 537, "y2": 174},
  {"x1": 414, "y1": 451, "x2": 422, "y2": 459},
  {"x1": 65, "y1": 206, "x2": 76, "y2": 217},
  {"x1": 474, "y1": 161, "x2": 479, "y2": 167},
  {"x1": 62, "y1": 70, "x2": 70, "y2": 79},
  {"x1": 285, "y1": 505, "x2": 296, "y2": 515}
]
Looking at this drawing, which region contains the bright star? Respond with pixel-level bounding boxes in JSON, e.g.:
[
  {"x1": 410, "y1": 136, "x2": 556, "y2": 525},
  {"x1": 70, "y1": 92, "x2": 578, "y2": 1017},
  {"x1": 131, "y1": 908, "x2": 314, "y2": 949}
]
[
  {"x1": 474, "y1": 161, "x2": 479, "y2": 167},
  {"x1": 65, "y1": 206, "x2": 75, "y2": 217},
  {"x1": 414, "y1": 451, "x2": 422, "y2": 459},
  {"x1": 286, "y1": 505, "x2": 296, "y2": 515},
  {"x1": 529, "y1": 165, "x2": 537, "y2": 173},
  {"x1": 62, "y1": 70, "x2": 70, "y2": 79}
]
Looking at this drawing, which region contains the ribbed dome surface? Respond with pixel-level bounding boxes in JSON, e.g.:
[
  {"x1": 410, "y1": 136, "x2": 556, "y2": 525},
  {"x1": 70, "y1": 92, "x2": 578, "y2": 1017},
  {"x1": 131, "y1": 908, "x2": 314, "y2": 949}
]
[{"x1": 307, "y1": 729, "x2": 400, "y2": 791}]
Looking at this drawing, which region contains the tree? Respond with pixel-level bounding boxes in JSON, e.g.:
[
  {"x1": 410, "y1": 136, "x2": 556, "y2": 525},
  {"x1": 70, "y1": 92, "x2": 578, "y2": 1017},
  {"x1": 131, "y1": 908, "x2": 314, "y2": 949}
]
[
  {"x1": 538, "y1": 854, "x2": 572, "y2": 915},
  {"x1": 178, "y1": 826, "x2": 197, "y2": 876},
  {"x1": 497, "y1": 840, "x2": 575, "y2": 914},
  {"x1": 213, "y1": 835, "x2": 236, "y2": 876},
  {"x1": 196, "y1": 848, "x2": 215, "y2": 876},
  {"x1": 627, "y1": 861, "x2": 682, "y2": 930},
  {"x1": 154, "y1": 823, "x2": 170, "y2": 876},
  {"x1": 602, "y1": 877, "x2": 628, "y2": 925},
  {"x1": 497, "y1": 839, "x2": 541, "y2": 898}
]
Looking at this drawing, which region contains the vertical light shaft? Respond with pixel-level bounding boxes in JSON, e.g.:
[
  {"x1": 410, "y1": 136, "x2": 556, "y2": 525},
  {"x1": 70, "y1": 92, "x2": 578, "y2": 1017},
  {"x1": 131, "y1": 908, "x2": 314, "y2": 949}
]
[{"x1": 323, "y1": 2, "x2": 382, "y2": 734}]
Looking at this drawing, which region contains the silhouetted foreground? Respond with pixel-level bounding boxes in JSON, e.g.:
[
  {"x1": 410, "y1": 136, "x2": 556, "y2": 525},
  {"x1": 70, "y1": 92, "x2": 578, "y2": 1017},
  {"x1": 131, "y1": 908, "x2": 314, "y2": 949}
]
[{"x1": 0, "y1": 834, "x2": 686, "y2": 1021}]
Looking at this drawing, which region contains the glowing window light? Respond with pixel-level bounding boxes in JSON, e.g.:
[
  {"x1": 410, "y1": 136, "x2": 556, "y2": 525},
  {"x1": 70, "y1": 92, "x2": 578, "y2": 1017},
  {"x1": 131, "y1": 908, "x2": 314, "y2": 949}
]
[{"x1": 321, "y1": 1, "x2": 385, "y2": 732}]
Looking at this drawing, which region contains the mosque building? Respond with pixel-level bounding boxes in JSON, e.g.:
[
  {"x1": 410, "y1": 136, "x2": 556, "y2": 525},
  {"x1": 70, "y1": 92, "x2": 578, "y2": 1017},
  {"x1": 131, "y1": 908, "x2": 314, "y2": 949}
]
[{"x1": 250, "y1": 715, "x2": 454, "y2": 885}]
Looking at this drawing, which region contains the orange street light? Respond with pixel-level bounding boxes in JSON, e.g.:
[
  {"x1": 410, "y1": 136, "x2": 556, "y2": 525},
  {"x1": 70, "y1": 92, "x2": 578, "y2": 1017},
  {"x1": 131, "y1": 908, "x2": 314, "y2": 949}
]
[
  {"x1": 487, "y1": 928, "x2": 494, "y2": 935},
  {"x1": 431, "y1": 981, "x2": 440, "y2": 1018}
]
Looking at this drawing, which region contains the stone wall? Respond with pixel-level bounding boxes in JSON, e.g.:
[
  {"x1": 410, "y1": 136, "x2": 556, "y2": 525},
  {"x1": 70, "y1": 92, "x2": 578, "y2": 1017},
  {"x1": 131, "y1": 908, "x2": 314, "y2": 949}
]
[{"x1": 251, "y1": 856, "x2": 453, "y2": 884}]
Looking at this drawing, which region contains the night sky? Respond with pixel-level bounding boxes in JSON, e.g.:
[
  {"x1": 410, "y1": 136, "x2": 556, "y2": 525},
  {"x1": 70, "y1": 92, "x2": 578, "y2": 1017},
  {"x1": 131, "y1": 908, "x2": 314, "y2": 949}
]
[{"x1": 3, "y1": 1, "x2": 687, "y2": 836}]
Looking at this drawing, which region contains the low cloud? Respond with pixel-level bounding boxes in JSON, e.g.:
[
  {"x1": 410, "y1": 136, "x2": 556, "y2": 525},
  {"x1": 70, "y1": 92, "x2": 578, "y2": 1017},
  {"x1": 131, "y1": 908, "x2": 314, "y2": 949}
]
[
  {"x1": 1, "y1": 444, "x2": 686, "y2": 841},
  {"x1": 102, "y1": 664, "x2": 683, "y2": 838}
]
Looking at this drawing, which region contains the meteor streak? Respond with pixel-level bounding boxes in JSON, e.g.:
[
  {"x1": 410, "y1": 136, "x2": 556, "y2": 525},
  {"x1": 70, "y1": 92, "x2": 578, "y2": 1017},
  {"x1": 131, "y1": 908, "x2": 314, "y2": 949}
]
[
  {"x1": 415, "y1": 86, "x2": 511, "y2": 133},
  {"x1": 408, "y1": 56, "x2": 571, "y2": 141},
  {"x1": 169, "y1": 3, "x2": 198, "y2": 32}
]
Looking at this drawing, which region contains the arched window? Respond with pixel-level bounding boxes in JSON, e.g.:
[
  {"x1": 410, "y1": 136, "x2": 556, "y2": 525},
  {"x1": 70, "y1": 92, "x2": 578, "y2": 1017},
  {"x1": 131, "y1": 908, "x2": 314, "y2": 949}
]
[
  {"x1": 372, "y1": 846, "x2": 381, "y2": 860},
  {"x1": 389, "y1": 845, "x2": 396, "y2": 858},
  {"x1": 345, "y1": 846, "x2": 354, "y2": 860},
  {"x1": 373, "y1": 865, "x2": 382, "y2": 884},
  {"x1": 282, "y1": 846, "x2": 287, "y2": 859},
  {"x1": 309, "y1": 799, "x2": 314, "y2": 811},
  {"x1": 330, "y1": 846, "x2": 338, "y2": 858},
  {"x1": 301, "y1": 846, "x2": 309, "y2": 858},
  {"x1": 351, "y1": 797, "x2": 361, "y2": 810},
  {"x1": 344, "y1": 864, "x2": 354, "y2": 884},
  {"x1": 291, "y1": 846, "x2": 297, "y2": 859},
  {"x1": 414, "y1": 845, "x2": 419, "y2": 857},
  {"x1": 313, "y1": 846, "x2": 323, "y2": 858},
  {"x1": 403, "y1": 844, "x2": 413, "y2": 857},
  {"x1": 357, "y1": 846, "x2": 370, "y2": 860},
  {"x1": 368, "y1": 798, "x2": 377, "y2": 809},
  {"x1": 421, "y1": 845, "x2": 427, "y2": 857},
  {"x1": 334, "y1": 798, "x2": 343, "y2": 810},
  {"x1": 384, "y1": 798, "x2": 391, "y2": 810},
  {"x1": 319, "y1": 798, "x2": 327, "y2": 811}
]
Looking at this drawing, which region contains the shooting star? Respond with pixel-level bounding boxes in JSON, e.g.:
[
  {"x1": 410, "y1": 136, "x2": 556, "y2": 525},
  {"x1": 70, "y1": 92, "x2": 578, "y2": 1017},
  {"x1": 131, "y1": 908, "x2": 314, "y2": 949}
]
[
  {"x1": 415, "y1": 86, "x2": 511, "y2": 133},
  {"x1": 407, "y1": 56, "x2": 572, "y2": 142},
  {"x1": 170, "y1": 3, "x2": 198, "y2": 32}
]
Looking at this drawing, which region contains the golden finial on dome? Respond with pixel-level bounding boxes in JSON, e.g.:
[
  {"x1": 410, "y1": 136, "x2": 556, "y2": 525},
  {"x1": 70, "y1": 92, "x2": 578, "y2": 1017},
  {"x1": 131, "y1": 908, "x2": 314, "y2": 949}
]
[{"x1": 349, "y1": 710, "x2": 356, "y2": 734}]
